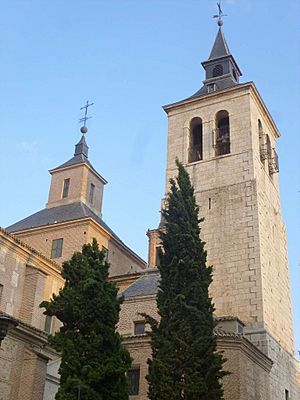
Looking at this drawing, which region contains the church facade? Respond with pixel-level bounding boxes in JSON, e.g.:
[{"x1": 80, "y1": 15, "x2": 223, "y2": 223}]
[{"x1": 0, "y1": 22, "x2": 299, "y2": 400}]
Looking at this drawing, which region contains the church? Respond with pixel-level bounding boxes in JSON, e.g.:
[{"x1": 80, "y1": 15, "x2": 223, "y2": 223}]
[{"x1": 0, "y1": 16, "x2": 299, "y2": 400}]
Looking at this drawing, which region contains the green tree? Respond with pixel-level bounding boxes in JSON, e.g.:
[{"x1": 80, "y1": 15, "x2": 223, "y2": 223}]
[
  {"x1": 146, "y1": 160, "x2": 227, "y2": 400},
  {"x1": 41, "y1": 239, "x2": 131, "y2": 400}
]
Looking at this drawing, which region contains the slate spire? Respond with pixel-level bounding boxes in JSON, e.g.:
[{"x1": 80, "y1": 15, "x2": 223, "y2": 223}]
[
  {"x1": 74, "y1": 135, "x2": 89, "y2": 158},
  {"x1": 208, "y1": 27, "x2": 231, "y2": 60},
  {"x1": 192, "y1": 26, "x2": 242, "y2": 96}
]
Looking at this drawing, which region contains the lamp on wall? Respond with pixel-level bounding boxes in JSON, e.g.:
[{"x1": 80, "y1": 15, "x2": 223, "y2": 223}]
[{"x1": 0, "y1": 314, "x2": 18, "y2": 346}]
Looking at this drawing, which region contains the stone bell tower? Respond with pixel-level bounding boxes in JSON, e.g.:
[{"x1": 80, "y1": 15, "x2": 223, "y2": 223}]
[{"x1": 148, "y1": 22, "x2": 300, "y2": 399}]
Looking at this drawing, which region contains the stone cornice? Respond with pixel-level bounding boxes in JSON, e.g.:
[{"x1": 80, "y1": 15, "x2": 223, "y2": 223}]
[
  {"x1": 49, "y1": 161, "x2": 107, "y2": 185},
  {"x1": 1, "y1": 311, "x2": 59, "y2": 360},
  {"x1": 163, "y1": 82, "x2": 280, "y2": 139},
  {"x1": 217, "y1": 334, "x2": 273, "y2": 373}
]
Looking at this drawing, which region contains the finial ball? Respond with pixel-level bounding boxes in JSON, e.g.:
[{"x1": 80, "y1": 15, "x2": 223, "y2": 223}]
[
  {"x1": 80, "y1": 126, "x2": 88, "y2": 134},
  {"x1": 218, "y1": 18, "x2": 223, "y2": 26}
]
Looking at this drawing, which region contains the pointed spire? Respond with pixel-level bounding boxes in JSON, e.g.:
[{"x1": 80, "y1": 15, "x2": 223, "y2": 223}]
[
  {"x1": 208, "y1": 27, "x2": 231, "y2": 60},
  {"x1": 74, "y1": 135, "x2": 89, "y2": 158}
]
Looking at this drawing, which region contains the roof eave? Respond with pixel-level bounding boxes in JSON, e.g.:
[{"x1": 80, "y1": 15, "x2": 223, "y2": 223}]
[
  {"x1": 49, "y1": 162, "x2": 108, "y2": 184},
  {"x1": 201, "y1": 54, "x2": 242, "y2": 76}
]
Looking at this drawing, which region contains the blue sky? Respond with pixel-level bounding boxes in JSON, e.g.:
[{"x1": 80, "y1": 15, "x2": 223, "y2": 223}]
[{"x1": 0, "y1": 1, "x2": 299, "y2": 356}]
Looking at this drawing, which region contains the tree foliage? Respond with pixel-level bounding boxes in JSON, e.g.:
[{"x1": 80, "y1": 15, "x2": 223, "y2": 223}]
[
  {"x1": 146, "y1": 160, "x2": 227, "y2": 400},
  {"x1": 41, "y1": 239, "x2": 131, "y2": 400}
]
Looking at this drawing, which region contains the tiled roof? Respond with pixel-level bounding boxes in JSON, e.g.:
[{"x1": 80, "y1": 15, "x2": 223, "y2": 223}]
[
  {"x1": 49, "y1": 135, "x2": 107, "y2": 183},
  {"x1": 51, "y1": 154, "x2": 107, "y2": 183},
  {"x1": 6, "y1": 202, "x2": 121, "y2": 241},
  {"x1": 6, "y1": 202, "x2": 146, "y2": 264},
  {"x1": 122, "y1": 271, "x2": 160, "y2": 298}
]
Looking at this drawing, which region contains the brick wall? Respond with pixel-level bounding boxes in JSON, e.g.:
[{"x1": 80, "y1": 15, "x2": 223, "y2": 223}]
[{"x1": 119, "y1": 293, "x2": 273, "y2": 400}]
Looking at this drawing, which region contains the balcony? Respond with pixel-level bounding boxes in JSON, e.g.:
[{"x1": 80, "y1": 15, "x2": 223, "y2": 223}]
[{"x1": 269, "y1": 148, "x2": 279, "y2": 174}]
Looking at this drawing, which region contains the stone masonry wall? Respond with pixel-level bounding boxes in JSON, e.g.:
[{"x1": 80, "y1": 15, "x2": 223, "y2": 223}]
[
  {"x1": 163, "y1": 84, "x2": 300, "y2": 395},
  {"x1": 249, "y1": 94, "x2": 295, "y2": 355},
  {"x1": 164, "y1": 87, "x2": 264, "y2": 328},
  {"x1": 246, "y1": 330, "x2": 300, "y2": 400}
]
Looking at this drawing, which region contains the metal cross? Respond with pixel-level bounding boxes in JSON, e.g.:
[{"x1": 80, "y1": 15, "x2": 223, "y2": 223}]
[
  {"x1": 213, "y1": 2, "x2": 228, "y2": 25},
  {"x1": 79, "y1": 100, "x2": 94, "y2": 127}
]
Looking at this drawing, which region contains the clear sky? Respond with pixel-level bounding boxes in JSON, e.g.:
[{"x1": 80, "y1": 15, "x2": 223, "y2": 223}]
[{"x1": 0, "y1": 0, "x2": 299, "y2": 357}]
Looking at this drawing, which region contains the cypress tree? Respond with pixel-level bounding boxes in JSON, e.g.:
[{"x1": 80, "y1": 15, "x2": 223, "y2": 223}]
[
  {"x1": 41, "y1": 239, "x2": 131, "y2": 400},
  {"x1": 146, "y1": 160, "x2": 226, "y2": 400}
]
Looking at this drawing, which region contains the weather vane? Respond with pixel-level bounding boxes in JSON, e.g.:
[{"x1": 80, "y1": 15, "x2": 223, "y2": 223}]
[
  {"x1": 79, "y1": 100, "x2": 94, "y2": 134},
  {"x1": 213, "y1": 2, "x2": 227, "y2": 27}
]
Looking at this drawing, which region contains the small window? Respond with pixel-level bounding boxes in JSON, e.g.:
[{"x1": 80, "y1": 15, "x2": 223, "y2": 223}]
[
  {"x1": 51, "y1": 239, "x2": 63, "y2": 259},
  {"x1": 89, "y1": 183, "x2": 95, "y2": 205},
  {"x1": 134, "y1": 322, "x2": 145, "y2": 335},
  {"x1": 62, "y1": 178, "x2": 70, "y2": 198},
  {"x1": 128, "y1": 368, "x2": 140, "y2": 396},
  {"x1": 213, "y1": 64, "x2": 223, "y2": 77},
  {"x1": 208, "y1": 83, "x2": 216, "y2": 93},
  {"x1": 285, "y1": 389, "x2": 289, "y2": 400},
  {"x1": 44, "y1": 315, "x2": 53, "y2": 333}
]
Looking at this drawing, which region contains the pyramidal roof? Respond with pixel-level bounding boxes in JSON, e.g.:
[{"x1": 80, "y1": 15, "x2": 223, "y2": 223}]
[
  {"x1": 50, "y1": 134, "x2": 107, "y2": 183},
  {"x1": 208, "y1": 27, "x2": 231, "y2": 60}
]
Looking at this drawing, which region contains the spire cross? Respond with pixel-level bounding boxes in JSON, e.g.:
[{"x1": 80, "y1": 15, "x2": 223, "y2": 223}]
[
  {"x1": 79, "y1": 100, "x2": 94, "y2": 129},
  {"x1": 213, "y1": 2, "x2": 227, "y2": 26}
]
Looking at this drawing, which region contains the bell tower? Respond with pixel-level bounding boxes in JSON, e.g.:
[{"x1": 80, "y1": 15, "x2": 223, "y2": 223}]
[{"x1": 148, "y1": 18, "x2": 300, "y2": 399}]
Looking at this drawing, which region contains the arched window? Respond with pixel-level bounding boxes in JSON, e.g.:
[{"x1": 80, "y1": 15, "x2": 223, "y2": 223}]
[
  {"x1": 213, "y1": 64, "x2": 223, "y2": 77},
  {"x1": 215, "y1": 110, "x2": 230, "y2": 156},
  {"x1": 188, "y1": 118, "x2": 203, "y2": 163}
]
